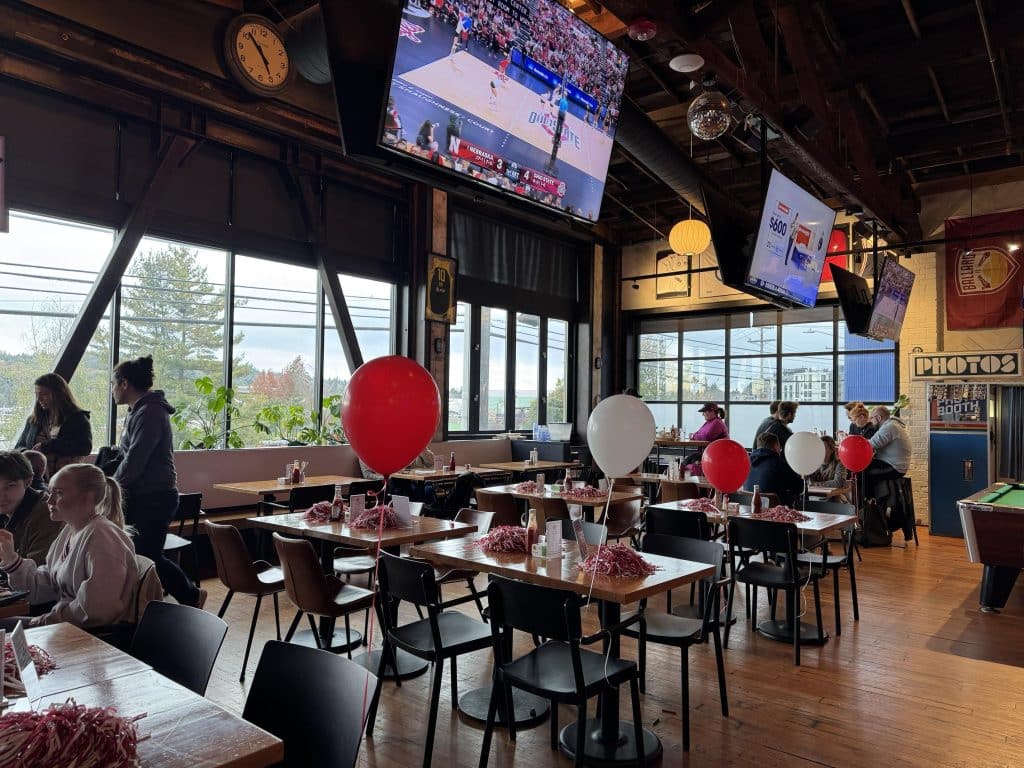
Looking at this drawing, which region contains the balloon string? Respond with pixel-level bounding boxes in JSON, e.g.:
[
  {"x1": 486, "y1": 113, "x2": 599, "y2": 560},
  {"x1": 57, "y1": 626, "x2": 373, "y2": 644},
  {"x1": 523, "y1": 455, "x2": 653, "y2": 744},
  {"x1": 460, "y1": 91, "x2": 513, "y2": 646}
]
[
  {"x1": 360, "y1": 474, "x2": 390, "y2": 735},
  {"x1": 584, "y1": 477, "x2": 612, "y2": 608}
]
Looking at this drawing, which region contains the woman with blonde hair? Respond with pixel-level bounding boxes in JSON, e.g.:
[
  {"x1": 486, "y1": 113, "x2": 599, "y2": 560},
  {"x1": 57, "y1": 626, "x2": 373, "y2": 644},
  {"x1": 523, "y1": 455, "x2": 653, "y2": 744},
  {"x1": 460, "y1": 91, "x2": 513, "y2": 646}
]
[
  {"x1": 808, "y1": 435, "x2": 850, "y2": 503},
  {"x1": 0, "y1": 463, "x2": 140, "y2": 628},
  {"x1": 15, "y1": 372, "x2": 92, "y2": 478},
  {"x1": 848, "y1": 404, "x2": 877, "y2": 440}
]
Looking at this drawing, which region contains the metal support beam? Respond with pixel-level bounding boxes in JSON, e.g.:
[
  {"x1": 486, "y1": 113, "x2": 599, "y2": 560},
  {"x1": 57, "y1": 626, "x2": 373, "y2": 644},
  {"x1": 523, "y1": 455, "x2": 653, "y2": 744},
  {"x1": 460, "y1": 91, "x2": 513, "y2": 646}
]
[
  {"x1": 287, "y1": 169, "x2": 365, "y2": 373},
  {"x1": 53, "y1": 133, "x2": 194, "y2": 381}
]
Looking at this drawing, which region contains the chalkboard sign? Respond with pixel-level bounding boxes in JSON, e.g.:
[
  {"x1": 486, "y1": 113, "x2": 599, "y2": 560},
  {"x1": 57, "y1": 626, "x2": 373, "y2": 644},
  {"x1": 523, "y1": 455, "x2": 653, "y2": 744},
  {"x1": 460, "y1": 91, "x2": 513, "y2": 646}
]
[{"x1": 928, "y1": 384, "x2": 987, "y2": 431}]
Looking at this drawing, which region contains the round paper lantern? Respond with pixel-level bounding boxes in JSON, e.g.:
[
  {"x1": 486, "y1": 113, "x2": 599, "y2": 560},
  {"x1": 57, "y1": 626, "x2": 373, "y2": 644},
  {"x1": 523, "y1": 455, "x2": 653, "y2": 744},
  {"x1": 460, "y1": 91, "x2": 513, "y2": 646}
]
[
  {"x1": 687, "y1": 89, "x2": 731, "y2": 141},
  {"x1": 669, "y1": 218, "x2": 712, "y2": 256}
]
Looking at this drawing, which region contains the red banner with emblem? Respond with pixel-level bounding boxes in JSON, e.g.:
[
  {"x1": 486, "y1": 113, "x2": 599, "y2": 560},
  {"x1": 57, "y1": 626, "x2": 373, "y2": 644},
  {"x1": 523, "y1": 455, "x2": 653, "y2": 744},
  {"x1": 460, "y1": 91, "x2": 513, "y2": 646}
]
[{"x1": 944, "y1": 209, "x2": 1024, "y2": 330}]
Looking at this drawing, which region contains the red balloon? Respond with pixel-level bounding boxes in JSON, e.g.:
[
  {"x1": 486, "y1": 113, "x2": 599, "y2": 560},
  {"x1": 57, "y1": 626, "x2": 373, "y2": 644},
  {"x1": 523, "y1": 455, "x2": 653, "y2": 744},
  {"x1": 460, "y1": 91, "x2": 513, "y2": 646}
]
[
  {"x1": 341, "y1": 356, "x2": 441, "y2": 476},
  {"x1": 701, "y1": 439, "x2": 751, "y2": 494},
  {"x1": 838, "y1": 435, "x2": 873, "y2": 473}
]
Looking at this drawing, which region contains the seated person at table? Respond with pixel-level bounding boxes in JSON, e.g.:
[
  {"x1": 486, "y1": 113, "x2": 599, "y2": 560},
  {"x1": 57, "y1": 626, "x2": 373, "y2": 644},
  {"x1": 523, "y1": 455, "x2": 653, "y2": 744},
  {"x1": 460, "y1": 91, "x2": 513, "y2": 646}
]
[
  {"x1": 0, "y1": 463, "x2": 143, "y2": 628},
  {"x1": 867, "y1": 406, "x2": 911, "y2": 481},
  {"x1": 0, "y1": 451, "x2": 63, "y2": 564},
  {"x1": 692, "y1": 402, "x2": 728, "y2": 442},
  {"x1": 743, "y1": 433, "x2": 803, "y2": 508},
  {"x1": 848, "y1": 404, "x2": 877, "y2": 440},
  {"x1": 21, "y1": 449, "x2": 49, "y2": 491},
  {"x1": 808, "y1": 436, "x2": 850, "y2": 503}
]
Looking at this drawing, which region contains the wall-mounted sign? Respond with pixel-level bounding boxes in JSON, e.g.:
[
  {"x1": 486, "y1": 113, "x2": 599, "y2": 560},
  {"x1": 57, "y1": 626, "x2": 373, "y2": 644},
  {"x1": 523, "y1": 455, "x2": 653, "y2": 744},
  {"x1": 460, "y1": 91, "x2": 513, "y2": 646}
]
[
  {"x1": 928, "y1": 383, "x2": 988, "y2": 431},
  {"x1": 911, "y1": 350, "x2": 1020, "y2": 380},
  {"x1": 425, "y1": 253, "x2": 457, "y2": 324}
]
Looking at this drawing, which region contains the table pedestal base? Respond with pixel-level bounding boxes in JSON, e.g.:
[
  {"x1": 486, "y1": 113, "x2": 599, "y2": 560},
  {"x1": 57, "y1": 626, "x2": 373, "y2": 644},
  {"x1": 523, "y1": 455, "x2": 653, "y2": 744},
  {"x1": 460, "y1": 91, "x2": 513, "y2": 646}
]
[
  {"x1": 458, "y1": 686, "x2": 549, "y2": 728},
  {"x1": 756, "y1": 619, "x2": 828, "y2": 645},
  {"x1": 352, "y1": 648, "x2": 428, "y2": 680},
  {"x1": 289, "y1": 627, "x2": 361, "y2": 654},
  {"x1": 559, "y1": 719, "x2": 662, "y2": 766}
]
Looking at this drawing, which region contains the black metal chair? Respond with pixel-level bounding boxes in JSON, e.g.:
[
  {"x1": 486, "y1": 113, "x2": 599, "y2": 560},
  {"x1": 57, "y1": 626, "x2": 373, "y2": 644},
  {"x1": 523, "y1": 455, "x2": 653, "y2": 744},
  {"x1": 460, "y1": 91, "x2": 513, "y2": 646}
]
[
  {"x1": 263, "y1": 484, "x2": 335, "y2": 514},
  {"x1": 621, "y1": 534, "x2": 729, "y2": 752},
  {"x1": 559, "y1": 518, "x2": 608, "y2": 547},
  {"x1": 365, "y1": 552, "x2": 492, "y2": 768},
  {"x1": 129, "y1": 600, "x2": 227, "y2": 695},
  {"x1": 643, "y1": 507, "x2": 729, "y2": 617},
  {"x1": 806, "y1": 498, "x2": 862, "y2": 562},
  {"x1": 433, "y1": 508, "x2": 494, "y2": 619},
  {"x1": 477, "y1": 576, "x2": 646, "y2": 768},
  {"x1": 163, "y1": 492, "x2": 203, "y2": 583},
  {"x1": 244, "y1": 640, "x2": 375, "y2": 768},
  {"x1": 724, "y1": 517, "x2": 825, "y2": 666},
  {"x1": 798, "y1": 501, "x2": 860, "y2": 635}
]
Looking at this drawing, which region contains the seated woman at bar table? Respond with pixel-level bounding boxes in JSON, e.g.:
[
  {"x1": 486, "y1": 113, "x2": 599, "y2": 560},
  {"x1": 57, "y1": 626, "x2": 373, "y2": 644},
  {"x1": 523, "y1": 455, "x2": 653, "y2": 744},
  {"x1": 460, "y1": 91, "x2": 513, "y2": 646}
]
[
  {"x1": 0, "y1": 463, "x2": 140, "y2": 629},
  {"x1": 808, "y1": 435, "x2": 850, "y2": 503},
  {"x1": 15, "y1": 372, "x2": 93, "y2": 478},
  {"x1": 0, "y1": 451, "x2": 63, "y2": 565}
]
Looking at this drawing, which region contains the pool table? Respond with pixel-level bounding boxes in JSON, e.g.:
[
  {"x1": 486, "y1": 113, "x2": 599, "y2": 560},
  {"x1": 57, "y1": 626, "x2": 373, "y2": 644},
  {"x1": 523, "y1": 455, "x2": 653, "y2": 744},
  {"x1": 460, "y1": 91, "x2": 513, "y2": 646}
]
[{"x1": 959, "y1": 482, "x2": 1024, "y2": 612}]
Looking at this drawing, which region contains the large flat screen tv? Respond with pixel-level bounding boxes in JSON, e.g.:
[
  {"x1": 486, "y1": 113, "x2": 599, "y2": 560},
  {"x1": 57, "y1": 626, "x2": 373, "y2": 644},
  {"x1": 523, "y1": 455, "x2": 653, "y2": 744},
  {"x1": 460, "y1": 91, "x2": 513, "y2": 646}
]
[
  {"x1": 376, "y1": 0, "x2": 628, "y2": 223},
  {"x1": 867, "y1": 257, "x2": 914, "y2": 341},
  {"x1": 745, "y1": 170, "x2": 837, "y2": 307}
]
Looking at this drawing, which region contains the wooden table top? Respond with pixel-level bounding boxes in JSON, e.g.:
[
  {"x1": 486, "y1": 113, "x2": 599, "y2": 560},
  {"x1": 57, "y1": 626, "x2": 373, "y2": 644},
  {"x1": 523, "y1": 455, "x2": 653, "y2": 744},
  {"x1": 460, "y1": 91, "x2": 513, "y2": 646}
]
[
  {"x1": 390, "y1": 466, "x2": 505, "y2": 482},
  {"x1": 410, "y1": 536, "x2": 714, "y2": 604},
  {"x1": 807, "y1": 484, "x2": 850, "y2": 499},
  {"x1": 17, "y1": 624, "x2": 283, "y2": 768},
  {"x1": 646, "y1": 500, "x2": 858, "y2": 537},
  {"x1": 245, "y1": 511, "x2": 476, "y2": 549},
  {"x1": 478, "y1": 460, "x2": 581, "y2": 472},
  {"x1": 477, "y1": 484, "x2": 640, "y2": 508},
  {"x1": 653, "y1": 438, "x2": 710, "y2": 448},
  {"x1": 213, "y1": 474, "x2": 364, "y2": 496},
  {"x1": 627, "y1": 473, "x2": 712, "y2": 486}
]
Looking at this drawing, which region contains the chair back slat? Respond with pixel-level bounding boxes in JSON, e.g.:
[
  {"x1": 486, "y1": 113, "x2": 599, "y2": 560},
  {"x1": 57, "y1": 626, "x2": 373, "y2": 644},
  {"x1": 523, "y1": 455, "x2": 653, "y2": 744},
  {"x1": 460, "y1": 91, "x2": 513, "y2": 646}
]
[
  {"x1": 273, "y1": 534, "x2": 334, "y2": 615},
  {"x1": 642, "y1": 534, "x2": 724, "y2": 580},
  {"x1": 727, "y1": 517, "x2": 800, "y2": 580},
  {"x1": 204, "y1": 520, "x2": 264, "y2": 593},
  {"x1": 486, "y1": 576, "x2": 582, "y2": 642},
  {"x1": 377, "y1": 551, "x2": 441, "y2": 608},
  {"x1": 475, "y1": 491, "x2": 521, "y2": 527},
  {"x1": 288, "y1": 485, "x2": 335, "y2": 512},
  {"x1": 453, "y1": 508, "x2": 495, "y2": 535},
  {"x1": 173, "y1": 492, "x2": 203, "y2": 537},
  {"x1": 130, "y1": 601, "x2": 227, "y2": 695},
  {"x1": 644, "y1": 507, "x2": 711, "y2": 539},
  {"x1": 560, "y1": 519, "x2": 608, "y2": 546}
]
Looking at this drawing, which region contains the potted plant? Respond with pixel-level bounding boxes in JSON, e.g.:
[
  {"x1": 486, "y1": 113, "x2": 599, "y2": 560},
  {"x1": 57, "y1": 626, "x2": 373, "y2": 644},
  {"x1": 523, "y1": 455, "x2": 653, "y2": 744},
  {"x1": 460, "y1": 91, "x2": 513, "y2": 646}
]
[
  {"x1": 253, "y1": 403, "x2": 309, "y2": 445},
  {"x1": 299, "y1": 394, "x2": 347, "y2": 446},
  {"x1": 171, "y1": 376, "x2": 245, "y2": 449}
]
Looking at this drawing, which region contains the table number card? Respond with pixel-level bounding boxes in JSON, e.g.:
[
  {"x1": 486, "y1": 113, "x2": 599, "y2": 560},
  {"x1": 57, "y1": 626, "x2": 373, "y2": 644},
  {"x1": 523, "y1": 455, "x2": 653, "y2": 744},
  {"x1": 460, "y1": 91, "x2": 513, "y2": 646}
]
[
  {"x1": 349, "y1": 494, "x2": 365, "y2": 520},
  {"x1": 11, "y1": 621, "x2": 40, "y2": 707},
  {"x1": 392, "y1": 495, "x2": 413, "y2": 527},
  {"x1": 546, "y1": 521, "x2": 562, "y2": 557}
]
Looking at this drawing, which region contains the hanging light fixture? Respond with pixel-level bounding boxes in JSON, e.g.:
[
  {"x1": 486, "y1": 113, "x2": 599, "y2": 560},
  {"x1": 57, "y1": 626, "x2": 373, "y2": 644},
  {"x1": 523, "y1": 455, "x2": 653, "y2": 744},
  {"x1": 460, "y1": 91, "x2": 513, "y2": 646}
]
[
  {"x1": 669, "y1": 217, "x2": 711, "y2": 255},
  {"x1": 687, "y1": 74, "x2": 732, "y2": 141}
]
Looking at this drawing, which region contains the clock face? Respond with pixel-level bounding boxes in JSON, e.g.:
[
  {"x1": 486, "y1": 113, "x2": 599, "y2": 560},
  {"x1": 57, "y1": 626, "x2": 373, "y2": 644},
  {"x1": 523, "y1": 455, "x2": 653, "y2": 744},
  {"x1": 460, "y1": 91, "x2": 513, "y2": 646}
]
[{"x1": 226, "y1": 16, "x2": 292, "y2": 96}]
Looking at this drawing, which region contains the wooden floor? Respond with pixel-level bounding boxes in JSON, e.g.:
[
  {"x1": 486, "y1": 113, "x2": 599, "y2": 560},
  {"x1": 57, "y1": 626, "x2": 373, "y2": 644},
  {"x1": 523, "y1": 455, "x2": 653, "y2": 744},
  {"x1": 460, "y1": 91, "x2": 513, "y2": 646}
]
[{"x1": 201, "y1": 530, "x2": 1024, "y2": 767}]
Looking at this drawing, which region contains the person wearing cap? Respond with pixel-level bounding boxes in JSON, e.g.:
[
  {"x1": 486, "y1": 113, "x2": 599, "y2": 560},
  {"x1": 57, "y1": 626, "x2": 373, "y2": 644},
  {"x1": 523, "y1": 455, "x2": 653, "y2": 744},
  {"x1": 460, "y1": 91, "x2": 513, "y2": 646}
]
[{"x1": 692, "y1": 402, "x2": 729, "y2": 442}]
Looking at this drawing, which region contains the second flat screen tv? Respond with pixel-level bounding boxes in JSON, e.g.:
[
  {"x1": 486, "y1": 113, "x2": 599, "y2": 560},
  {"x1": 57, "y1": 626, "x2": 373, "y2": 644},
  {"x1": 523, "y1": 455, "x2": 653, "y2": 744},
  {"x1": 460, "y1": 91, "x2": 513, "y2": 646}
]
[
  {"x1": 745, "y1": 170, "x2": 837, "y2": 307},
  {"x1": 379, "y1": 0, "x2": 628, "y2": 223},
  {"x1": 868, "y1": 257, "x2": 915, "y2": 341}
]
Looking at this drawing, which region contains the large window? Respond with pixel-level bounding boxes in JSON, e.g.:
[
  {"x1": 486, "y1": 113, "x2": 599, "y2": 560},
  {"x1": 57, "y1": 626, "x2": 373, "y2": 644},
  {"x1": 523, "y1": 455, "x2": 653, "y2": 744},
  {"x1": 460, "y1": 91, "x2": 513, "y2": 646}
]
[
  {"x1": 0, "y1": 212, "x2": 114, "y2": 447},
  {"x1": 637, "y1": 307, "x2": 896, "y2": 446},
  {"x1": 0, "y1": 211, "x2": 397, "y2": 450},
  {"x1": 448, "y1": 303, "x2": 574, "y2": 435}
]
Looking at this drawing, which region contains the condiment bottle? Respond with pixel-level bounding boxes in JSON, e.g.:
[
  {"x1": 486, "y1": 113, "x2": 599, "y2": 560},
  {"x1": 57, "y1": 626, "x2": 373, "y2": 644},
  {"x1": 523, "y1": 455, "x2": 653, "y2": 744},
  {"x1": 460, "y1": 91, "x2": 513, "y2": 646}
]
[
  {"x1": 526, "y1": 509, "x2": 539, "y2": 553},
  {"x1": 330, "y1": 484, "x2": 345, "y2": 522},
  {"x1": 751, "y1": 484, "x2": 762, "y2": 513},
  {"x1": 449, "y1": 451, "x2": 456, "y2": 472},
  {"x1": 291, "y1": 460, "x2": 302, "y2": 485}
]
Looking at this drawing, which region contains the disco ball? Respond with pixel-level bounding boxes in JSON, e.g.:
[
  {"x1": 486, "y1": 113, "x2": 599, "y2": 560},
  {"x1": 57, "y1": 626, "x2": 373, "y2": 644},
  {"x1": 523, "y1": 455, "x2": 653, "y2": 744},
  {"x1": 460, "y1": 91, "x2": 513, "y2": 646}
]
[{"x1": 687, "y1": 89, "x2": 732, "y2": 141}]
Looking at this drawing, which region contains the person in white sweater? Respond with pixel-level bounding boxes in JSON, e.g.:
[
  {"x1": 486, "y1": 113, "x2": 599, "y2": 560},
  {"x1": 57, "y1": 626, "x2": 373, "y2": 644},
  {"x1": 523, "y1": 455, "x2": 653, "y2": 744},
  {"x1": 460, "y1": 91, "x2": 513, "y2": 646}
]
[{"x1": 0, "y1": 463, "x2": 140, "y2": 628}]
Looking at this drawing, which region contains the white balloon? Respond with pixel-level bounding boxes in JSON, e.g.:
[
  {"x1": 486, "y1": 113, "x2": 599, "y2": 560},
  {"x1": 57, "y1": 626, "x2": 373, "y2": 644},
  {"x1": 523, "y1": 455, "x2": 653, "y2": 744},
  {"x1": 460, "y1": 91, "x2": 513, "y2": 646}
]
[
  {"x1": 784, "y1": 431, "x2": 827, "y2": 477},
  {"x1": 587, "y1": 395, "x2": 656, "y2": 478}
]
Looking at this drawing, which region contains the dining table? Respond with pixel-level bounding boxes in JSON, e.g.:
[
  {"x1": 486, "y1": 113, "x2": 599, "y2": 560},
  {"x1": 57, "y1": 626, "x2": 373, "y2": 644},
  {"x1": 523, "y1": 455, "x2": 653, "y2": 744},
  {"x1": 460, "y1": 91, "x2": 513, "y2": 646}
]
[
  {"x1": 8, "y1": 623, "x2": 283, "y2": 768},
  {"x1": 214, "y1": 474, "x2": 365, "y2": 509},
  {"x1": 410, "y1": 536, "x2": 714, "y2": 765},
  {"x1": 478, "y1": 459, "x2": 582, "y2": 477},
  {"x1": 389, "y1": 466, "x2": 507, "y2": 483},
  {"x1": 646, "y1": 500, "x2": 859, "y2": 645},
  {"x1": 245, "y1": 511, "x2": 477, "y2": 679},
  {"x1": 477, "y1": 484, "x2": 640, "y2": 509}
]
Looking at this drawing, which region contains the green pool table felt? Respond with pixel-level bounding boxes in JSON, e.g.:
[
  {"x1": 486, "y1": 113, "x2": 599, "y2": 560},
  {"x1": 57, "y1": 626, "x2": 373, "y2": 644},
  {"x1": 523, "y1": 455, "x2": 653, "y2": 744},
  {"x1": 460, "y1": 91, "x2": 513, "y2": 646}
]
[{"x1": 980, "y1": 484, "x2": 1024, "y2": 505}]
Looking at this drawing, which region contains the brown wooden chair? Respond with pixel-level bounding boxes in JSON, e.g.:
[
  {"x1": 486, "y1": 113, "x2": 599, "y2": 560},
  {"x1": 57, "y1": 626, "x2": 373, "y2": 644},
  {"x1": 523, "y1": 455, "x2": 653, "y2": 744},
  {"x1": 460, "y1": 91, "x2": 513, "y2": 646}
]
[
  {"x1": 601, "y1": 494, "x2": 643, "y2": 545},
  {"x1": 204, "y1": 520, "x2": 285, "y2": 682},
  {"x1": 475, "y1": 490, "x2": 521, "y2": 527},
  {"x1": 433, "y1": 508, "x2": 495, "y2": 619},
  {"x1": 273, "y1": 533, "x2": 375, "y2": 659},
  {"x1": 659, "y1": 480, "x2": 701, "y2": 503}
]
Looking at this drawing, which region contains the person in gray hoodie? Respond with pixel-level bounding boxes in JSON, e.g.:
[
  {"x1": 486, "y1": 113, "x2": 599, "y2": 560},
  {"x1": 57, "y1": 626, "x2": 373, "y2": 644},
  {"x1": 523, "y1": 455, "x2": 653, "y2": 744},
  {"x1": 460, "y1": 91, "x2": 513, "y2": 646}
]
[
  {"x1": 867, "y1": 405, "x2": 912, "y2": 479},
  {"x1": 112, "y1": 355, "x2": 204, "y2": 609}
]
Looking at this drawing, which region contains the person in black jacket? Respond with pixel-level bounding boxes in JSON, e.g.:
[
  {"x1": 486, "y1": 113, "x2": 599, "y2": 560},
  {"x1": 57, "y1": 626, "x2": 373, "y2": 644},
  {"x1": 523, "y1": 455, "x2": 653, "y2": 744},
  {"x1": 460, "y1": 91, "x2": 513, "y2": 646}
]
[
  {"x1": 763, "y1": 400, "x2": 798, "y2": 450},
  {"x1": 111, "y1": 355, "x2": 204, "y2": 609},
  {"x1": 751, "y1": 400, "x2": 781, "y2": 450},
  {"x1": 15, "y1": 373, "x2": 92, "y2": 479},
  {"x1": 743, "y1": 433, "x2": 803, "y2": 507}
]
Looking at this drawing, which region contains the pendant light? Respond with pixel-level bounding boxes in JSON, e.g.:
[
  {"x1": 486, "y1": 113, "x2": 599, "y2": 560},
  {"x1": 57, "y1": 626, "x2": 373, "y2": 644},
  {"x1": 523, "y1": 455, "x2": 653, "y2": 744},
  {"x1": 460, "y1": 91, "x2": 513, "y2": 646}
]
[{"x1": 669, "y1": 217, "x2": 711, "y2": 256}]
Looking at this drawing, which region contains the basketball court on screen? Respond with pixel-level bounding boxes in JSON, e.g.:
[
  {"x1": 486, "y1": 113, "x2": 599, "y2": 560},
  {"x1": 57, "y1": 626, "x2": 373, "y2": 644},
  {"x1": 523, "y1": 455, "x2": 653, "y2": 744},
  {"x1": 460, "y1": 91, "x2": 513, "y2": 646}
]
[{"x1": 398, "y1": 51, "x2": 613, "y2": 180}]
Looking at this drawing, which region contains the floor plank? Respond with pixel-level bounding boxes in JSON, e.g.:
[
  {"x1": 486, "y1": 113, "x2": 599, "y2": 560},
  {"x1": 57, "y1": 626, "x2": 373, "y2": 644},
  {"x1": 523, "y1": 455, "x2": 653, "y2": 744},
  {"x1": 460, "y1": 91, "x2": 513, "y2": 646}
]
[{"x1": 198, "y1": 530, "x2": 1024, "y2": 766}]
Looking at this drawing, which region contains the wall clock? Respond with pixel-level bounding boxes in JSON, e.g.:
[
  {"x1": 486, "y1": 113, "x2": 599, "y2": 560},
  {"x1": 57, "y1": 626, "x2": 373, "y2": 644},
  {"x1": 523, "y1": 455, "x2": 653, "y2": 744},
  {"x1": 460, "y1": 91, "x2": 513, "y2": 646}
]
[
  {"x1": 656, "y1": 250, "x2": 691, "y2": 299},
  {"x1": 224, "y1": 14, "x2": 293, "y2": 97}
]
